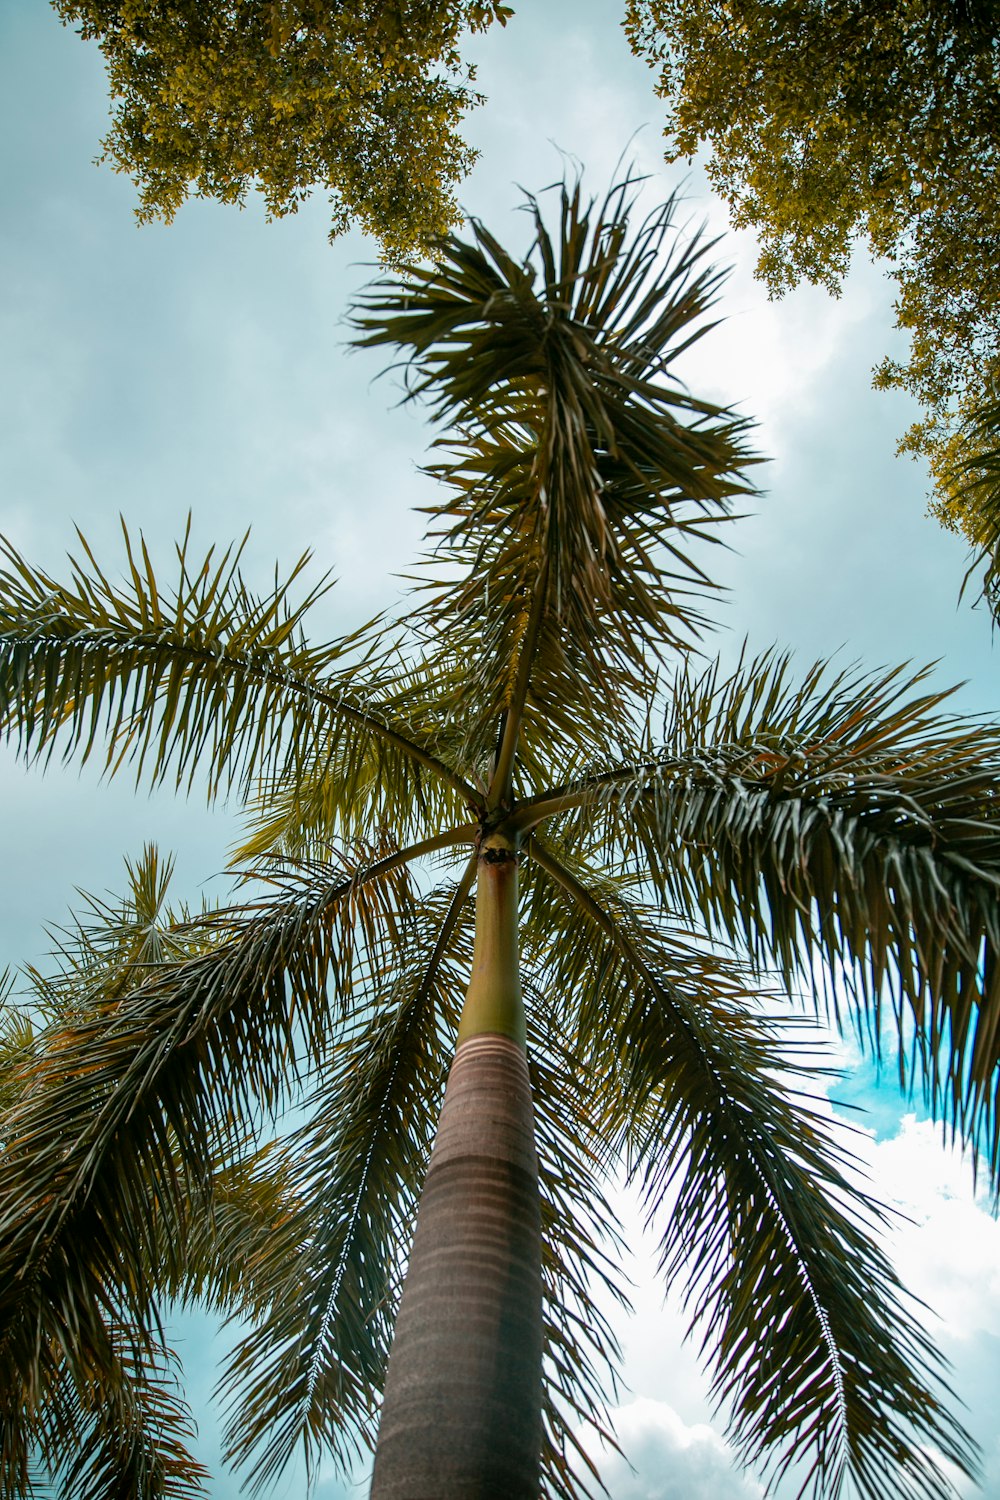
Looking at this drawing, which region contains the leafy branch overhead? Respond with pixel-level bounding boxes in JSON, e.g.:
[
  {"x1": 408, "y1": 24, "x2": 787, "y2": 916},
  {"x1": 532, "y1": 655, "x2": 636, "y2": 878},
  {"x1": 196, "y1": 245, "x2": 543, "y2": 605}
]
[
  {"x1": 624, "y1": 0, "x2": 1000, "y2": 574},
  {"x1": 52, "y1": 0, "x2": 513, "y2": 262},
  {"x1": 54, "y1": 0, "x2": 1000, "y2": 584},
  {"x1": 0, "y1": 178, "x2": 997, "y2": 1498}
]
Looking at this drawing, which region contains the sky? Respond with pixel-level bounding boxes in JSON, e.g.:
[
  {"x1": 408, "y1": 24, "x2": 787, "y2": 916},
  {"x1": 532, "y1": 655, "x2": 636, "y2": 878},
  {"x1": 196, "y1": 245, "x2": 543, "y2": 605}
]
[{"x1": 1, "y1": 2, "x2": 998, "y2": 1497}]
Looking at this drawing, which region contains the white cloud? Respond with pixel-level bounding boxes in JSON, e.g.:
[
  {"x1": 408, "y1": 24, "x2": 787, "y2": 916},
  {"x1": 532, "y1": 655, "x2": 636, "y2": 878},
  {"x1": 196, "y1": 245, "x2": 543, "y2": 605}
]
[
  {"x1": 870, "y1": 1117, "x2": 1000, "y2": 1344},
  {"x1": 583, "y1": 1090, "x2": 1000, "y2": 1500},
  {"x1": 585, "y1": 1398, "x2": 763, "y2": 1500}
]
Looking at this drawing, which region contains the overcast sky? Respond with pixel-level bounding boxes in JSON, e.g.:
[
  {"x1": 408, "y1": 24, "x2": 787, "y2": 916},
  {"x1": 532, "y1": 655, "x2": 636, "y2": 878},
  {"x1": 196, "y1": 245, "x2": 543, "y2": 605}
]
[{"x1": 1, "y1": 3, "x2": 998, "y2": 1497}]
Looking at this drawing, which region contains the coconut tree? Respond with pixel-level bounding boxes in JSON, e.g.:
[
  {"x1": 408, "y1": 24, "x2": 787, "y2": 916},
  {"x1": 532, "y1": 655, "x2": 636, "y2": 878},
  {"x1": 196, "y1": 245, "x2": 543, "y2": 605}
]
[{"x1": 1, "y1": 176, "x2": 999, "y2": 1500}]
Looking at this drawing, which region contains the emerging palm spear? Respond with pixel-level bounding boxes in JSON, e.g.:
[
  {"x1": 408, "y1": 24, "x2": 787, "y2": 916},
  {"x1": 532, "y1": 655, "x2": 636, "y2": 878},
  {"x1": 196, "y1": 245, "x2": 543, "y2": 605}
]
[{"x1": 1, "y1": 178, "x2": 999, "y2": 1500}]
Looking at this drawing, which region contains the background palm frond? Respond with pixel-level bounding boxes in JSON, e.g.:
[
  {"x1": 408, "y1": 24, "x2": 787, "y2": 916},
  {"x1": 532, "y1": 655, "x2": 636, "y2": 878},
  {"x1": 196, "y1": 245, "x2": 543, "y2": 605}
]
[
  {"x1": 23, "y1": 846, "x2": 199, "y2": 1019},
  {"x1": 20, "y1": 1328, "x2": 209, "y2": 1500},
  {"x1": 0, "y1": 837, "x2": 441, "y2": 1424}
]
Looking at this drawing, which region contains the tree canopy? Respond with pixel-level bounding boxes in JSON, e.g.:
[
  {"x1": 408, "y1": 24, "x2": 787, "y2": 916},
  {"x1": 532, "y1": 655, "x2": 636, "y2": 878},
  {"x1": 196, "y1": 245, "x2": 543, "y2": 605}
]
[
  {"x1": 625, "y1": 0, "x2": 1000, "y2": 556},
  {"x1": 51, "y1": 0, "x2": 511, "y2": 261},
  {"x1": 55, "y1": 0, "x2": 1000, "y2": 563}
]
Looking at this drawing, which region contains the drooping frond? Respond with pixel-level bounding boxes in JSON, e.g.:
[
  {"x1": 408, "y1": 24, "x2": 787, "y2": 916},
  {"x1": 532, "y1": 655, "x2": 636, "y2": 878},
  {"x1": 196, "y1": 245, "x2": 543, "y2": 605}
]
[
  {"x1": 218, "y1": 873, "x2": 474, "y2": 1491},
  {"x1": 161, "y1": 1139, "x2": 302, "y2": 1318},
  {"x1": 526, "y1": 838, "x2": 977, "y2": 1500},
  {"x1": 538, "y1": 650, "x2": 1000, "y2": 1184},
  {"x1": 19, "y1": 1329, "x2": 209, "y2": 1500},
  {"x1": 353, "y1": 176, "x2": 757, "y2": 794},
  {"x1": 524, "y1": 993, "x2": 629, "y2": 1500},
  {"x1": 0, "y1": 835, "x2": 455, "y2": 1426},
  {"x1": 0, "y1": 522, "x2": 475, "y2": 815}
]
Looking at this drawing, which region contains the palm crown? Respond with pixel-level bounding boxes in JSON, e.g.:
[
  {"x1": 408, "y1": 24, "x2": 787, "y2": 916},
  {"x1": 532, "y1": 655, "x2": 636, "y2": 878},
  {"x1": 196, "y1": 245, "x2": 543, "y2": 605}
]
[{"x1": 1, "y1": 176, "x2": 999, "y2": 1500}]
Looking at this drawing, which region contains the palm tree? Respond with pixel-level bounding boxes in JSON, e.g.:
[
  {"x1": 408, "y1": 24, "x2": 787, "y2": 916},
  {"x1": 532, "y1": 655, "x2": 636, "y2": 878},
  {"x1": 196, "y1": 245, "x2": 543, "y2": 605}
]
[{"x1": 1, "y1": 175, "x2": 999, "y2": 1499}]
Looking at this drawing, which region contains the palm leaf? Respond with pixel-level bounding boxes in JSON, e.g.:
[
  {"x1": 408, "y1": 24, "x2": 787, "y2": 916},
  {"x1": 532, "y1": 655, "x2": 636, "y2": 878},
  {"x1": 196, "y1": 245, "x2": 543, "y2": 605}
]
[
  {"x1": 0, "y1": 970, "x2": 38, "y2": 1118},
  {"x1": 0, "y1": 834, "x2": 456, "y2": 1424},
  {"x1": 235, "y1": 642, "x2": 486, "y2": 859},
  {"x1": 22, "y1": 847, "x2": 202, "y2": 1024},
  {"x1": 353, "y1": 175, "x2": 757, "y2": 799},
  {"x1": 534, "y1": 650, "x2": 1000, "y2": 1183},
  {"x1": 527, "y1": 838, "x2": 976, "y2": 1500},
  {"x1": 0, "y1": 521, "x2": 474, "y2": 817},
  {"x1": 23, "y1": 1329, "x2": 208, "y2": 1500}
]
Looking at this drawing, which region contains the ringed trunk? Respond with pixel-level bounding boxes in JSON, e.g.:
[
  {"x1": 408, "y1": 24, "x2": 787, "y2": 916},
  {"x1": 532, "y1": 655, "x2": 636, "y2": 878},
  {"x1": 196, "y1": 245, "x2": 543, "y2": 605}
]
[{"x1": 370, "y1": 834, "x2": 544, "y2": 1499}]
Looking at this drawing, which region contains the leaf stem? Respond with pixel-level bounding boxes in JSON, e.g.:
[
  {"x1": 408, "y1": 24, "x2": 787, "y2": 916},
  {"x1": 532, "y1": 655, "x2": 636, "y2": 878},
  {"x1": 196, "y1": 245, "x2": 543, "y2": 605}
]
[
  {"x1": 510, "y1": 758, "x2": 660, "y2": 832},
  {"x1": 487, "y1": 556, "x2": 550, "y2": 811},
  {"x1": 7, "y1": 625, "x2": 481, "y2": 810}
]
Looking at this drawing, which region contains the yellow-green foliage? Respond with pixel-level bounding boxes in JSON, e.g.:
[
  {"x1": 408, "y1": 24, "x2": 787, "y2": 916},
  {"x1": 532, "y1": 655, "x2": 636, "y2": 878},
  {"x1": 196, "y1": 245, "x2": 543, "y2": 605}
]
[
  {"x1": 53, "y1": 0, "x2": 512, "y2": 261},
  {"x1": 626, "y1": 0, "x2": 1000, "y2": 522},
  {"x1": 925, "y1": 392, "x2": 1000, "y2": 607},
  {"x1": 56, "y1": 0, "x2": 1000, "y2": 546}
]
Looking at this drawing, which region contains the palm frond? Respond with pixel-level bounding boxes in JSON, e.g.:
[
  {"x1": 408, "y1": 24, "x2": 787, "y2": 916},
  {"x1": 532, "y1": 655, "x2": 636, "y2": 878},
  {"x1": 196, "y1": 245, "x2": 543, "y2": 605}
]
[
  {"x1": 0, "y1": 970, "x2": 38, "y2": 1119},
  {"x1": 161, "y1": 1139, "x2": 301, "y2": 1318},
  {"x1": 353, "y1": 175, "x2": 757, "y2": 792},
  {"x1": 0, "y1": 834, "x2": 455, "y2": 1423},
  {"x1": 527, "y1": 838, "x2": 977, "y2": 1500},
  {"x1": 25, "y1": 1329, "x2": 208, "y2": 1500},
  {"x1": 541, "y1": 650, "x2": 1000, "y2": 1183},
  {"x1": 235, "y1": 643, "x2": 482, "y2": 859},
  {"x1": 0, "y1": 521, "x2": 475, "y2": 814},
  {"x1": 218, "y1": 873, "x2": 474, "y2": 1491},
  {"x1": 23, "y1": 846, "x2": 204, "y2": 1023}
]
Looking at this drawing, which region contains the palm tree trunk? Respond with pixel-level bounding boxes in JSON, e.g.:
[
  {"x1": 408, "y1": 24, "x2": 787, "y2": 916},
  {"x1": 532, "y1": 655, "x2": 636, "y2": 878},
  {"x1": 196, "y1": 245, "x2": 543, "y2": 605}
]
[{"x1": 370, "y1": 834, "x2": 543, "y2": 1499}]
